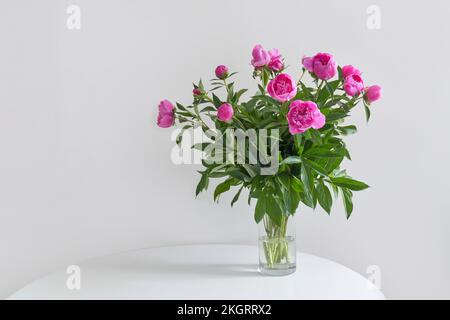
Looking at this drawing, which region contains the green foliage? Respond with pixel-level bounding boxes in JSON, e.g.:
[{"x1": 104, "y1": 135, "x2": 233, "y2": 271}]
[
  {"x1": 173, "y1": 66, "x2": 374, "y2": 224},
  {"x1": 316, "y1": 180, "x2": 332, "y2": 214},
  {"x1": 329, "y1": 177, "x2": 370, "y2": 191}
]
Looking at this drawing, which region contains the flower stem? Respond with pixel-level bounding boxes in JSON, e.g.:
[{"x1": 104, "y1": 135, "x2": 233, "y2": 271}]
[
  {"x1": 262, "y1": 215, "x2": 290, "y2": 268},
  {"x1": 315, "y1": 80, "x2": 325, "y2": 100}
]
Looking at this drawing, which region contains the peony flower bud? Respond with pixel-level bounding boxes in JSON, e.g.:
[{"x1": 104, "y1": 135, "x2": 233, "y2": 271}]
[
  {"x1": 192, "y1": 88, "x2": 202, "y2": 96},
  {"x1": 217, "y1": 103, "x2": 234, "y2": 122},
  {"x1": 251, "y1": 44, "x2": 271, "y2": 68},
  {"x1": 268, "y1": 48, "x2": 284, "y2": 71},
  {"x1": 157, "y1": 99, "x2": 175, "y2": 128},
  {"x1": 344, "y1": 74, "x2": 364, "y2": 97},
  {"x1": 342, "y1": 65, "x2": 361, "y2": 78},
  {"x1": 302, "y1": 53, "x2": 337, "y2": 80},
  {"x1": 215, "y1": 65, "x2": 229, "y2": 80},
  {"x1": 364, "y1": 85, "x2": 382, "y2": 103}
]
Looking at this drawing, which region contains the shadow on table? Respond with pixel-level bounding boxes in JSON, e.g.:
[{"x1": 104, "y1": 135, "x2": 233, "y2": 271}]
[
  {"x1": 94, "y1": 259, "x2": 260, "y2": 278},
  {"x1": 152, "y1": 263, "x2": 260, "y2": 277}
]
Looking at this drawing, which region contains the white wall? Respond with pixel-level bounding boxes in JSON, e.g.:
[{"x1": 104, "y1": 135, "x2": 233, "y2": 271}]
[{"x1": 1, "y1": 0, "x2": 449, "y2": 299}]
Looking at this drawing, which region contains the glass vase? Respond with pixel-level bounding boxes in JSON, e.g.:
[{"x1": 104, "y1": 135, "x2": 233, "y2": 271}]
[{"x1": 258, "y1": 214, "x2": 296, "y2": 276}]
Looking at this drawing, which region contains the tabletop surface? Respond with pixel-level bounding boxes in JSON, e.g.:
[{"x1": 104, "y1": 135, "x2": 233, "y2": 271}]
[{"x1": 9, "y1": 244, "x2": 385, "y2": 300}]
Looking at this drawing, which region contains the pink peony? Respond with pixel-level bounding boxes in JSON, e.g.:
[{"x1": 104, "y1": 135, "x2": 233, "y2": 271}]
[
  {"x1": 217, "y1": 103, "x2": 234, "y2": 122},
  {"x1": 287, "y1": 100, "x2": 325, "y2": 135},
  {"x1": 267, "y1": 73, "x2": 297, "y2": 102},
  {"x1": 157, "y1": 99, "x2": 175, "y2": 128},
  {"x1": 302, "y1": 53, "x2": 337, "y2": 80},
  {"x1": 344, "y1": 74, "x2": 364, "y2": 97},
  {"x1": 342, "y1": 65, "x2": 361, "y2": 78},
  {"x1": 364, "y1": 85, "x2": 382, "y2": 103},
  {"x1": 215, "y1": 65, "x2": 229, "y2": 79},
  {"x1": 251, "y1": 44, "x2": 270, "y2": 67},
  {"x1": 268, "y1": 48, "x2": 284, "y2": 71}
]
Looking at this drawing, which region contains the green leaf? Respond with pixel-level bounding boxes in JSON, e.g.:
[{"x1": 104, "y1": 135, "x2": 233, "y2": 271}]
[
  {"x1": 342, "y1": 147, "x2": 352, "y2": 160},
  {"x1": 276, "y1": 174, "x2": 291, "y2": 190},
  {"x1": 251, "y1": 94, "x2": 279, "y2": 106},
  {"x1": 340, "y1": 96, "x2": 357, "y2": 111},
  {"x1": 327, "y1": 80, "x2": 341, "y2": 92},
  {"x1": 243, "y1": 99, "x2": 257, "y2": 112},
  {"x1": 323, "y1": 156, "x2": 344, "y2": 173},
  {"x1": 226, "y1": 167, "x2": 250, "y2": 182},
  {"x1": 302, "y1": 158, "x2": 329, "y2": 176},
  {"x1": 300, "y1": 165, "x2": 315, "y2": 208},
  {"x1": 241, "y1": 164, "x2": 259, "y2": 178},
  {"x1": 338, "y1": 66, "x2": 344, "y2": 81},
  {"x1": 258, "y1": 84, "x2": 265, "y2": 94},
  {"x1": 282, "y1": 190, "x2": 292, "y2": 214},
  {"x1": 323, "y1": 95, "x2": 350, "y2": 108},
  {"x1": 364, "y1": 104, "x2": 371, "y2": 122},
  {"x1": 254, "y1": 196, "x2": 266, "y2": 223},
  {"x1": 304, "y1": 147, "x2": 344, "y2": 158},
  {"x1": 231, "y1": 185, "x2": 244, "y2": 207},
  {"x1": 294, "y1": 134, "x2": 303, "y2": 154},
  {"x1": 341, "y1": 187, "x2": 353, "y2": 218},
  {"x1": 317, "y1": 80, "x2": 340, "y2": 105},
  {"x1": 330, "y1": 177, "x2": 369, "y2": 191},
  {"x1": 286, "y1": 185, "x2": 301, "y2": 214},
  {"x1": 212, "y1": 93, "x2": 222, "y2": 107},
  {"x1": 176, "y1": 103, "x2": 188, "y2": 112},
  {"x1": 281, "y1": 156, "x2": 302, "y2": 165},
  {"x1": 201, "y1": 106, "x2": 216, "y2": 112},
  {"x1": 175, "y1": 124, "x2": 191, "y2": 145},
  {"x1": 213, "y1": 179, "x2": 232, "y2": 202},
  {"x1": 325, "y1": 109, "x2": 348, "y2": 122},
  {"x1": 208, "y1": 171, "x2": 228, "y2": 178},
  {"x1": 291, "y1": 176, "x2": 304, "y2": 193},
  {"x1": 265, "y1": 196, "x2": 283, "y2": 226},
  {"x1": 235, "y1": 89, "x2": 248, "y2": 103},
  {"x1": 191, "y1": 142, "x2": 210, "y2": 151},
  {"x1": 195, "y1": 174, "x2": 208, "y2": 196},
  {"x1": 316, "y1": 180, "x2": 333, "y2": 214},
  {"x1": 262, "y1": 69, "x2": 269, "y2": 87},
  {"x1": 338, "y1": 125, "x2": 357, "y2": 135},
  {"x1": 309, "y1": 129, "x2": 322, "y2": 144},
  {"x1": 299, "y1": 82, "x2": 314, "y2": 100},
  {"x1": 198, "y1": 79, "x2": 205, "y2": 90}
]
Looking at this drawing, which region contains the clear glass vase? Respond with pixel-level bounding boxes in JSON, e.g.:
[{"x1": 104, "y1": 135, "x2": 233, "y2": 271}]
[{"x1": 258, "y1": 215, "x2": 296, "y2": 276}]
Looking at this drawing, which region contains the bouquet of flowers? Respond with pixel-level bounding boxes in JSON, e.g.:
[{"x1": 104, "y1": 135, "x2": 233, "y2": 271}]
[{"x1": 157, "y1": 44, "x2": 381, "y2": 274}]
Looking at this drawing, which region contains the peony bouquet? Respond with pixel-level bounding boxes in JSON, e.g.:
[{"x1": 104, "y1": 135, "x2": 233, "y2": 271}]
[{"x1": 157, "y1": 44, "x2": 381, "y2": 274}]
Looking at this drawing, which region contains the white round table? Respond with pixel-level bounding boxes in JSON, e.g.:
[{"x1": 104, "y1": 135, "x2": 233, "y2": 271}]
[{"x1": 8, "y1": 244, "x2": 385, "y2": 300}]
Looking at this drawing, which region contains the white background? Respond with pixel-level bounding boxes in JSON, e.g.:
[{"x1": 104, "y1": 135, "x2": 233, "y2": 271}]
[{"x1": 0, "y1": 0, "x2": 449, "y2": 299}]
